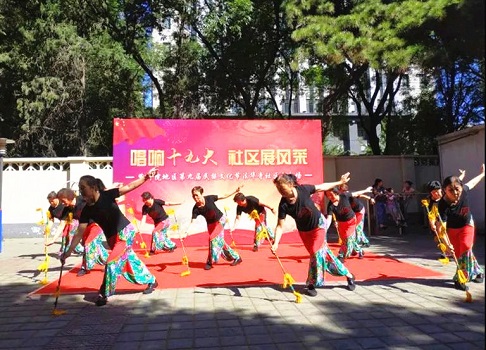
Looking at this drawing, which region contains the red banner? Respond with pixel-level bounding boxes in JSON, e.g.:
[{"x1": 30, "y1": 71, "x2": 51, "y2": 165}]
[{"x1": 113, "y1": 119, "x2": 323, "y2": 236}]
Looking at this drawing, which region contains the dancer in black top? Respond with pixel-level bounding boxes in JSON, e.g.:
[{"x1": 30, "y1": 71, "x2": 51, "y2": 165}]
[
  {"x1": 62, "y1": 168, "x2": 159, "y2": 306},
  {"x1": 140, "y1": 191, "x2": 181, "y2": 254},
  {"x1": 187, "y1": 186, "x2": 242, "y2": 270},
  {"x1": 231, "y1": 192, "x2": 276, "y2": 251}
]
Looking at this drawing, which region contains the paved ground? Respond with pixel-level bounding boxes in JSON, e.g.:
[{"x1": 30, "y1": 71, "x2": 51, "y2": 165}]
[{"x1": 0, "y1": 223, "x2": 484, "y2": 350}]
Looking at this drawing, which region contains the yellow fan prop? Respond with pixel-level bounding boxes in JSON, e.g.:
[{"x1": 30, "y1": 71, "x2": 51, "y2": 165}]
[
  {"x1": 250, "y1": 210, "x2": 302, "y2": 303},
  {"x1": 170, "y1": 216, "x2": 191, "y2": 277},
  {"x1": 428, "y1": 203, "x2": 472, "y2": 302}
]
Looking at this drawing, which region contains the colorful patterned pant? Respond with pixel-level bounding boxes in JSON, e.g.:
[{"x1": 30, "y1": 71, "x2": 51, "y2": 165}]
[
  {"x1": 62, "y1": 220, "x2": 84, "y2": 255},
  {"x1": 254, "y1": 212, "x2": 275, "y2": 247},
  {"x1": 300, "y1": 215, "x2": 351, "y2": 287},
  {"x1": 151, "y1": 220, "x2": 176, "y2": 252},
  {"x1": 355, "y1": 209, "x2": 370, "y2": 246},
  {"x1": 448, "y1": 225, "x2": 484, "y2": 282},
  {"x1": 81, "y1": 223, "x2": 108, "y2": 271},
  {"x1": 207, "y1": 217, "x2": 239, "y2": 264},
  {"x1": 101, "y1": 224, "x2": 155, "y2": 297},
  {"x1": 337, "y1": 217, "x2": 362, "y2": 259}
]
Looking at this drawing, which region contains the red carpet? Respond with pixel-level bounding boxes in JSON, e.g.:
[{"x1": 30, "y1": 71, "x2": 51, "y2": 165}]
[{"x1": 32, "y1": 230, "x2": 444, "y2": 296}]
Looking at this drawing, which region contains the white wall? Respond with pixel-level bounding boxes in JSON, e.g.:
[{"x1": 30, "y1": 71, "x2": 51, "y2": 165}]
[
  {"x1": 437, "y1": 125, "x2": 485, "y2": 233},
  {"x1": 1, "y1": 157, "x2": 113, "y2": 224}
]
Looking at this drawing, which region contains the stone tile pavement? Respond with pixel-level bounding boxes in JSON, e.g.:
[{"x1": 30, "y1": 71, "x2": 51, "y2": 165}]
[{"x1": 0, "y1": 225, "x2": 484, "y2": 350}]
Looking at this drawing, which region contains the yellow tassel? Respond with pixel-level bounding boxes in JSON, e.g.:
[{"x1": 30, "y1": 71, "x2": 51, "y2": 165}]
[
  {"x1": 37, "y1": 260, "x2": 49, "y2": 272},
  {"x1": 180, "y1": 270, "x2": 191, "y2": 277},
  {"x1": 140, "y1": 242, "x2": 147, "y2": 249},
  {"x1": 54, "y1": 290, "x2": 61, "y2": 298},
  {"x1": 438, "y1": 257, "x2": 449, "y2": 264},
  {"x1": 39, "y1": 277, "x2": 49, "y2": 285},
  {"x1": 144, "y1": 252, "x2": 150, "y2": 258},
  {"x1": 438, "y1": 243, "x2": 447, "y2": 253},
  {"x1": 182, "y1": 256, "x2": 189, "y2": 265},
  {"x1": 427, "y1": 211, "x2": 436, "y2": 222},
  {"x1": 293, "y1": 291, "x2": 303, "y2": 303},
  {"x1": 166, "y1": 208, "x2": 175, "y2": 216},
  {"x1": 465, "y1": 291, "x2": 473, "y2": 303},
  {"x1": 438, "y1": 227, "x2": 446, "y2": 239},
  {"x1": 457, "y1": 270, "x2": 467, "y2": 285},
  {"x1": 171, "y1": 223, "x2": 179, "y2": 231},
  {"x1": 249, "y1": 210, "x2": 259, "y2": 220},
  {"x1": 52, "y1": 309, "x2": 67, "y2": 316},
  {"x1": 256, "y1": 230, "x2": 267, "y2": 242},
  {"x1": 283, "y1": 273, "x2": 295, "y2": 289}
]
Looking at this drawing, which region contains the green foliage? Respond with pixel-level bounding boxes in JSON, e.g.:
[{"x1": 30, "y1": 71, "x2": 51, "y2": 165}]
[{"x1": 0, "y1": 0, "x2": 483, "y2": 157}]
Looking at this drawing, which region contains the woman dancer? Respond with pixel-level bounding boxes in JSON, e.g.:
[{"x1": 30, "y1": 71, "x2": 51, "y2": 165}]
[
  {"x1": 424, "y1": 169, "x2": 466, "y2": 260},
  {"x1": 48, "y1": 188, "x2": 108, "y2": 276},
  {"x1": 272, "y1": 173, "x2": 356, "y2": 297},
  {"x1": 61, "y1": 168, "x2": 159, "y2": 306},
  {"x1": 186, "y1": 186, "x2": 242, "y2": 270},
  {"x1": 325, "y1": 187, "x2": 365, "y2": 261},
  {"x1": 338, "y1": 184, "x2": 373, "y2": 248},
  {"x1": 46, "y1": 191, "x2": 65, "y2": 222},
  {"x1": 47, "y1": 189, "x2": 85, "y2": 258},
  {"x1": 231, "y1": 192, "x2": 276, "y2": 251},
  {"x1": 140, "y1": 191, "x2": 181, "y2": 254},
  {"x1": 437, "y1": 164, "x2": 485, "y2": 290}
]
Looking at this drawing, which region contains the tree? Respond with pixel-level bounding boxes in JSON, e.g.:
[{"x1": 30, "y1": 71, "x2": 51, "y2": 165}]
[
  {"x1": 0, "y1": 0, "x2": 146, "y2": 156},
  {"x1": 185, "y1": 0, "x2": 294, "y2": 118},
  {"x1": 416, "y1": 0, "x2": 485, "y2": 132},
  {"x1": 283, "y1": 0, "x2": 464, "y2": 154}
]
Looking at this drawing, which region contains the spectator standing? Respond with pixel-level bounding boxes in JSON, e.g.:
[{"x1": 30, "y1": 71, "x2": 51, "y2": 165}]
[{"x1": 372, "y1": 178, "x2": 387, "y2": 230}]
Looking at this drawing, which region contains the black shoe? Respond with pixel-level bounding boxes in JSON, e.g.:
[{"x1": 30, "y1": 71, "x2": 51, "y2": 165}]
[
  {"x1": 204, "y1": 262, "x2": 213, "y2": 270},
  {"x1": 347, "y1": 274, "x2": 356, "y2": 291},
  {"x1": 454, "y1": 281, "x2": 469, "y2": 291},
  {"x1": 77, "y1": 268, "x2": 87, "y2": 277},
  {"x1": 168, "y1": 246, "x2": 177, "y2": 252},
  {"x1": 252, "y1": 246, "x2": 258, "y2": 252},
  {"x1": 350, "y1": 251, "x2": 358, "y2": 257},
  {"x1": 473, "y1": 273, "x2": 484, "y2": 283},
  {"x1": 305, "y1": 284, "x2": 318, "y2": 297},
  {"x1": 143, "y1": 280, "x2": 158, "y2": 294},
  {"x1": 231, "y1": 257, "x2": 243, "y2": 266},
  {"x1": 149, "y1": 250, "x2": 155, "y2": 255},
  {"x1": 362, "y1": 243, "x2": 370, "y2": 248},
  {"x1": 338, "y1": 256, "x2": 345, "y2": 263},
  {"x1": 95, "y1": 294, "x2": 107, "y2": 306},
  {"x1": 358, "y1": 251, "x2": 364, "y2": 259}
]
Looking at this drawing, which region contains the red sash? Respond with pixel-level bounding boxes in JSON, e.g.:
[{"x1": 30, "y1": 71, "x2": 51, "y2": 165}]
[
  {"x1": 337, "y1": 217, "x2": 356, "y2": 239},
  {"x1": 83, "y1": 223, "x2": 103, "y2": 245},
  {"x1": 299, "y1": 227, "x2": 325, "y2": 255},
  {"x1": 447, "y1": 225, "x2": 475, "y2": 257},
  {"x1": 207, "y1": 221, "x2": 223, "y2": 241}
]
